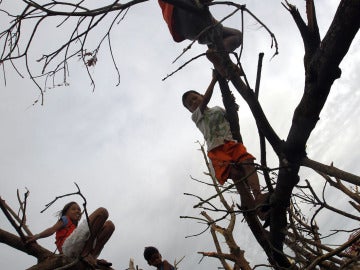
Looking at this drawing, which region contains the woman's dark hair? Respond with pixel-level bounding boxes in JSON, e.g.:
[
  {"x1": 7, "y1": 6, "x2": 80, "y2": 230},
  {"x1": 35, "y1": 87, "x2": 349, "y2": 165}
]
[
  {"x1": 58, "y1": 201, "x2": 78, "y2": 219},
  {"x1": 182, "y1": 90, "x2": 201, "y2": 108},
  {"x1": 144, "y1": 246, "x2": 159, "y2": 261}
]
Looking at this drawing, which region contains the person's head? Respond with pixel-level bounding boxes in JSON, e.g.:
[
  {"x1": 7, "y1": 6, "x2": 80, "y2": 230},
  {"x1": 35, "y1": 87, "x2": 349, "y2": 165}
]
[
  {"x1": 59, "y1": 201, "x2": 82, "y2": 225},
  {"x1": 144, "y1": 246, "x2": 162, "y2": 267},
  {"x1": 182, "y1": 90, "x2": 203, "y2": 113}
]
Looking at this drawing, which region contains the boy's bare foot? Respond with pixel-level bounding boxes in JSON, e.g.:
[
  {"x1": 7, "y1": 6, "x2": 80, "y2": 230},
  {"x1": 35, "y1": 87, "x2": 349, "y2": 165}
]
[
  {"x1": 97, "y1": 259, "x2": 112, "y2": 267},
  {"x1": 206, "y1": 49, "x2": 228, "y2": 78},
  {"x1": 206, "y1": 49, "x2": 244, "y2": 79}
]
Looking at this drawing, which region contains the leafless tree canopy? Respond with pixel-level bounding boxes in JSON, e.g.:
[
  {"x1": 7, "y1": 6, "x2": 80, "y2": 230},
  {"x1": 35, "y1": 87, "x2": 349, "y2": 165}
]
[
  {"x1": 0, "y1": 0, "x2": 359, "y2": 269},
  {"x1": 0, "y1": 0, "x2": 147, "y2": 103},
  {"x1": 182, "y1": 144, "x2": 360, "y2": 269}
]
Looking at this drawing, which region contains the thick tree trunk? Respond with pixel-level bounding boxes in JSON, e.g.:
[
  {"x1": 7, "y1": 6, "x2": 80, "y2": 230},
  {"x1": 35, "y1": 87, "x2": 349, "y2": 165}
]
[{"x1": 228, "y1": 0, "x2": 359, "y2": 267}]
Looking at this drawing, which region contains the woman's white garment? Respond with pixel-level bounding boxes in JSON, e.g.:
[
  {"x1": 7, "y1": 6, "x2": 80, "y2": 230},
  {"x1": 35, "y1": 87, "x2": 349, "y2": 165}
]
[{"x1": 62, "y1": 219, "x2": 90, "y2": 258}]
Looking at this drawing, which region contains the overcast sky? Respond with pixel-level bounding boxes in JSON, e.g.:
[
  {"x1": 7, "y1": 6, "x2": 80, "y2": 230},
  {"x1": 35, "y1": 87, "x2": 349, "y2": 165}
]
[{"x1": 0, "y1": 0, "x2": 359, "y2": 269}]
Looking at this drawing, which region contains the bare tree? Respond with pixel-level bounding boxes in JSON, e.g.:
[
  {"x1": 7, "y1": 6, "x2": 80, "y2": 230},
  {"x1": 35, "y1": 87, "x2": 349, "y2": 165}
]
[
  {"x1": 173, "y1": 0, "x2": 359, "y2": 268},
  {"x1": 226, "y1": 1, "x2": 359, "y2": 267},
  {"x1": 0, "y1": 0, "x2": 146, "y2": 104},
  {"x1": 0, "y1": 0, "x2": 359, "y2": 269},
  {"x1": 182, "y1": 144, "x2": 360, "y2": 269}
]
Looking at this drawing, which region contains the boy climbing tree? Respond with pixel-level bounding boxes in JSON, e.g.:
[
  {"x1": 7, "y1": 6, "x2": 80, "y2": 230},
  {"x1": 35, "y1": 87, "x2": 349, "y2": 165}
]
[
  {"x1": 182, "y1": 70, "x2": 269, "y2": 220},
  {"x1": 159, "y1": 0, "x2": 269, "y2": 220}
]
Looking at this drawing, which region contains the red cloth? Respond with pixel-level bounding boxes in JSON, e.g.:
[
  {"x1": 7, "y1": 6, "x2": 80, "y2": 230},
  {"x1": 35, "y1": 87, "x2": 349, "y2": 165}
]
[
  {"x1": 158, "y1": 0, "x2": 185, "y2": 42},
  {"x1": 208, "y1": 140, "x2": 254, "y2": 185},
  {"x1": 55, "y1": 216, "x2": 76, "y2": 253}
]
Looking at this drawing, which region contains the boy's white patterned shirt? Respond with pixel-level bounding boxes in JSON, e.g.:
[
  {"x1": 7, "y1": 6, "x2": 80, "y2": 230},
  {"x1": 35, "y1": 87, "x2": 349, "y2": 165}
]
[{"x1": 192, "y1": 106, "x2": 234, "y2": 151}]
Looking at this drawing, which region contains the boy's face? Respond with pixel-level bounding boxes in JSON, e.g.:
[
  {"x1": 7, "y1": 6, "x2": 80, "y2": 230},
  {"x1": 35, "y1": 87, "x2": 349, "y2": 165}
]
[
  {"x1": 185, "y1": 92, "x2": 203, "y2": 113},
  {"x1": 147, "y1": 252, "x2": 162, "y2": 267}
]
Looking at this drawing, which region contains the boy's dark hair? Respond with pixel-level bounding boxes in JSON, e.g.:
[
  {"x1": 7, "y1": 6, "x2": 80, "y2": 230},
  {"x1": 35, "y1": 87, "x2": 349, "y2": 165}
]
[
  {"x1": 144, "y1": 246, "x2": 159, "y2": 261},
  {"x1": 182, "y1": 90, "x2": 202, "y2": 108}
]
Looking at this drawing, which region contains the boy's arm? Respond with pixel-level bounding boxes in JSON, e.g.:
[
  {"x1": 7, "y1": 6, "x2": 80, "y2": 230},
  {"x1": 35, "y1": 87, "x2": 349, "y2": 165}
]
[{"x1": 199, "y1": 70, "x2": 218, "y2": 113}]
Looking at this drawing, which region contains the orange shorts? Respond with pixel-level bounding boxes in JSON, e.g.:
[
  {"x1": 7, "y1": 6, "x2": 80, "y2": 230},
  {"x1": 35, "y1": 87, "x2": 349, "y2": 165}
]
[{"x1": 207, "y1": 141, "x2": 254, "y2": 185}]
